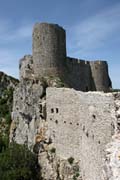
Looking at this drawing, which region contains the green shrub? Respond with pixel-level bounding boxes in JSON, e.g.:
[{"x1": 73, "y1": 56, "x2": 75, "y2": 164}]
[
  {"x1": 0, "y1": 143, "x2": 40, "y2": 180},
  {"x1": 50, "y1": 147, "x2": 56, "y2": 154},
  {"x1": 5, "y1": 113, "x2": 11, "y2": 124},
  {"x1": 68, "y1": 157, "x2": 74, "y2": 164},
  {"x1": 110, "y1": 89, "x2": 120, "y2": 92}
]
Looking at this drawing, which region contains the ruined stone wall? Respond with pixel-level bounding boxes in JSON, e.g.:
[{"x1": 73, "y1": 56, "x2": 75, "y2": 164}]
[
  {"x1": 19, "y1": 55, "x2": 34, "y2": 80},
  {"x1": 32, "y1": 23, "x2": 66, "y2": 78},
  {"x1": 46, "y1": 88, "x2": 115, "y2": 180},
  {"x1": 90, "y1": 61, "x2": 112, "y2": 91}
]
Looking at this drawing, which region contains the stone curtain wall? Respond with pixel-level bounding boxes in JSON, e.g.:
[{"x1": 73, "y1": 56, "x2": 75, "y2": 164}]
[
  {"x1": 65, "y1": 57, "x2": 92, "y2": 91},
  {"x1": 46, "y1": 88, "x2": 115, "y2": 180},
  {"x1": 65, "y1": 58, "x2": 111, "y2": 91}
]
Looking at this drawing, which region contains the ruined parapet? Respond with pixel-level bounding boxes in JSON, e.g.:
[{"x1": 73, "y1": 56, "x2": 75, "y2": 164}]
[
  {"x1": 32, "y1": 23, "x2": 66, "y2": 78},
  {"x1": 90, "y1": 61, "x2": 112, "y2": 92},
  {"x1": 19, "y1": 55, "x2": 34, "y2": 80}
]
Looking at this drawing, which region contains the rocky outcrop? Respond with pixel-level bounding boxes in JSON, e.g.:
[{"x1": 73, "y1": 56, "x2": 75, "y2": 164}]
[{"x1": 10, "y1": 78, "x2": 47, "y2": 147}]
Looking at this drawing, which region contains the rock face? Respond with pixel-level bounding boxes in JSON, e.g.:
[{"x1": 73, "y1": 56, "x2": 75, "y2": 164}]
[
  {"x1": 10, "y1": 22, "x2": 119, "y2": 180},
  {"x1": 10, "y1": 79, "x2": 47, "y2": 147}
]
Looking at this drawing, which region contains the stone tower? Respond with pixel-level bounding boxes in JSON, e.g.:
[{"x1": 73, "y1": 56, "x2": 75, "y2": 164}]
[
  {"x1": 90, "y1": 61, "x2": 112, "y2": 91},
  {"x1": 32, "y1": 23, "x2": 66, "y2": 77}
]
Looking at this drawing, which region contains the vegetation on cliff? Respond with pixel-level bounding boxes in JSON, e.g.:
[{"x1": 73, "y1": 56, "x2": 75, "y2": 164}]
[
  {"x1": 0, "y1": 72, "x2": 41, "y2": 180},
  {"x1": 0, "y1": 72, "x2": 18, "y2": 146},
  {"x1": 0, "y1": 143, "x2": 40, "y2": 180}
]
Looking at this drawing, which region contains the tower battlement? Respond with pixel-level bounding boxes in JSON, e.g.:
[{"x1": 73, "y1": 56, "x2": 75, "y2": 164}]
[{"x1": 19, "y1": 22, "x2": 112, "y2": 92}]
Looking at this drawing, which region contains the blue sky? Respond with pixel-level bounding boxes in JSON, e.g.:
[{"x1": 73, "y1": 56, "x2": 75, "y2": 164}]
[{"x1": 0, "y1": 0, "x2": 120, "y2": 88}]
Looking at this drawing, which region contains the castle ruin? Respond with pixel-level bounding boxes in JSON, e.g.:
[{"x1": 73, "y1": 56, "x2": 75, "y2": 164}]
[
  {"x1": 10, "y1": 23, "x2": 120, "y2": 180},
  {"x1": 20, "y1": 22, "x2": 111, "y2": 91}
]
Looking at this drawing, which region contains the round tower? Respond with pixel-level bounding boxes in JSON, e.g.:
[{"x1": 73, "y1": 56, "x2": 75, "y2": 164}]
[
  {"x1": 90, "y1": 61, "x2": 112, "y2": 92},
  {"x1": 32, "y1": 23, "x2": 66, "y2": 77}
]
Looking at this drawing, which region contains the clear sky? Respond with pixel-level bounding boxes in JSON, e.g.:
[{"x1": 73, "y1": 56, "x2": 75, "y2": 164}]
[{"x1": 0, "y1": 0, "x2": 120, "y2": 88}]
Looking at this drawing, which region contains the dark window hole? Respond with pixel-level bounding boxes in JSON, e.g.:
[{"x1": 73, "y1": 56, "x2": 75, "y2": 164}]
[
  {"x1": 86, "y1": 131, "x2": 89, "y2": 137},
  {"x1": 56, "y1": 108, "x2": 59, "y2": 113},
  {"x1": 92, "y1": 114, "x2": 96, "y2": 119},
  {"x1": 70, "y1": 122, "x2": 72, "y2": 125},
  {"x1": 51, "y1": 108, "x2": 54, "y2": 113},
  {"x1": 55, "y1": 120, "x2": 58, "y2": 124},
  {"x1": 64, "y1": 121, "x2": 66, "y2": 124}
]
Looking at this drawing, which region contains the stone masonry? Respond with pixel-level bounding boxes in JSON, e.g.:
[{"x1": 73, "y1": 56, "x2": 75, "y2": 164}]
[{"x1": 46, "y1": 88, "x2": 117, "y2": 180}]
